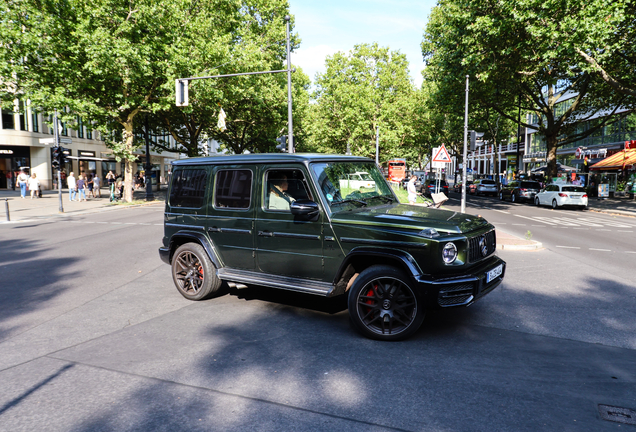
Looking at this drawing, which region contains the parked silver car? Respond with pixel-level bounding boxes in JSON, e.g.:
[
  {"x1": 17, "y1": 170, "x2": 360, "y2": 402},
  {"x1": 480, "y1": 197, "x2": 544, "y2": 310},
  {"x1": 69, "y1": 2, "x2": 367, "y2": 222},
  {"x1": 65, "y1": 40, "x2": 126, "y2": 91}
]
[{"x1": 473, "y1": 179, "x2": 498, "y2": 196}]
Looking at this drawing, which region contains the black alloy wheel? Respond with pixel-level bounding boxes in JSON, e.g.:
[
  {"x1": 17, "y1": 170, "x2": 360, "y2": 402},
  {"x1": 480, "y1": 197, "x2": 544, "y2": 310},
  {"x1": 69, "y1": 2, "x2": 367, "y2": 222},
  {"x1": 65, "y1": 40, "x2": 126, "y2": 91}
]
[
  {"x1": 348, "y1": 265, "x2": 425, "y2": 341},
  {"x1": 171, "y1": 243, "x2": 222, "y2": 301}
]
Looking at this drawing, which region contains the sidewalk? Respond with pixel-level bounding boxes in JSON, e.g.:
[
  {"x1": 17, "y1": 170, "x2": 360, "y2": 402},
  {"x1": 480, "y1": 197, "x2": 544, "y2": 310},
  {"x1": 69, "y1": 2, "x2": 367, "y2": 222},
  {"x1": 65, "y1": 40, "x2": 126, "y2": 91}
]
[
  {"x1": 585, "y1": 194, "x2": 636, "y2": 217},
  {"x1": 0, "y1": 187, "x2": 166, "y2": 223}
]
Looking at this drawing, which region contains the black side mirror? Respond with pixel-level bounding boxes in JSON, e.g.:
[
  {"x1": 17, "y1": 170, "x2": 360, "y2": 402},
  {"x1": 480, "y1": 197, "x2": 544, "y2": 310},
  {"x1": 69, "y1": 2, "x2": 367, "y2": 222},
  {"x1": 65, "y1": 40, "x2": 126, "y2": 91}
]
[{"x1": 291, "y1": 199, "x2": 320, "y2": 220}]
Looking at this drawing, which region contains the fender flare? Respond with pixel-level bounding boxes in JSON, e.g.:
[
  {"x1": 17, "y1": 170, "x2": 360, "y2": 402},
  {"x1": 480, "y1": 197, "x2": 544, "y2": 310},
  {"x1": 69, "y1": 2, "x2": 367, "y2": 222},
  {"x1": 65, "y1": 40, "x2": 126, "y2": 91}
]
[
  {"x1": 168, "y1": 231, "x2": 222, "y2": 268},
  {"x1": 332, "y1": 246, "x2": 424, "y2": 286}
]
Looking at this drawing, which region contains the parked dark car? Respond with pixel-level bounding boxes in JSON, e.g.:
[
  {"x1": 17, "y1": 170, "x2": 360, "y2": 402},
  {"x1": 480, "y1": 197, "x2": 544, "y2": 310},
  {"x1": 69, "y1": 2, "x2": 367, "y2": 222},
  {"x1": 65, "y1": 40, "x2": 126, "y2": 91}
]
[
  {"x1": 420, "y1": 179, "x2": 449, "y2": 196},
  {"x1": 454, "y1": 180, "x2": 473, "y2": 193},
  {"x1": 160, "y1": 154, "x2": 505, "y2": 341},
  {"x1": 471, "y1": 179, "x2": 498, "y2": 196},
  {"x1": 499, "y1": 180, "x2": 542, "y2": 203}
]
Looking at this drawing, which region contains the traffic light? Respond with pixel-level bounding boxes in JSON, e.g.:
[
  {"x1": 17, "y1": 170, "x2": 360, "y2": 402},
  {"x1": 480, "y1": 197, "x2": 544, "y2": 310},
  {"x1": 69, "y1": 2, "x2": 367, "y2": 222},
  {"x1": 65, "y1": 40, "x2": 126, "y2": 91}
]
[
  {"x1": 175, "y1": 79, "x2": 188, "y2": 106},
  {"x1": 469, "y1": 130, "x2": 477, "y2": 151},
  {"x1": 60, "y1": 147, "x2": 69, "y2": 166},
  {"x1": 276, "y1": 135, "x2": 287, "y2": 152},
  {"x1": 52, "y1": 146, "x2": 62, "y2": 170}
]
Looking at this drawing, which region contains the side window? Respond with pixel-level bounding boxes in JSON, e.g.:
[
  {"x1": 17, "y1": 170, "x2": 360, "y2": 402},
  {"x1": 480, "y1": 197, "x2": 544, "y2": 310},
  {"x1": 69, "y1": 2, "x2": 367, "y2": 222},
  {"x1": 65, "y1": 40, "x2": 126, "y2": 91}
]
[
  {"x1": 265, "y1": 169, "x2": 312, "y2": 211},
  {"x1": 169, "y1": 169, "x2": 207, "y2": 208},
  {"x1": 215, "y1": 169, "x2": 252, "y2": 209}
]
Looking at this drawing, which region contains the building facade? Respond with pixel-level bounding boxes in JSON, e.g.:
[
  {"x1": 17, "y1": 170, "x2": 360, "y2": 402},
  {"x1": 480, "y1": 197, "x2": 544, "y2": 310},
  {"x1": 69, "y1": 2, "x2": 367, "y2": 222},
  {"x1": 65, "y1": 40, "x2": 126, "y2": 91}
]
[{"x1": 1, "y1": 103, "x2": 180, "y2": 190}]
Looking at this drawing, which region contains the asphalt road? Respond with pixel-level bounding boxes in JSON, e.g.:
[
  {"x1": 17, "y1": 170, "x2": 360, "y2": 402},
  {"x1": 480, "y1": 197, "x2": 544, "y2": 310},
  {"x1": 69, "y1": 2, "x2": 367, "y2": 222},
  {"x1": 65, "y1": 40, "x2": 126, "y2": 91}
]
[
  {"x1": 0, "y1": 204, "x2": 635, "y2": 431},
  {"x1": 445, "y1": 192, "x2": 636, "y2": 282}
]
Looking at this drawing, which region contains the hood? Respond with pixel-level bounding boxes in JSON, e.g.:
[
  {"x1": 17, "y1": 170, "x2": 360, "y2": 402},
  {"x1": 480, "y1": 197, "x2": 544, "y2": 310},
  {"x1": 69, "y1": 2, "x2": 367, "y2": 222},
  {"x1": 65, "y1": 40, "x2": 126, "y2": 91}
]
[{"x1": 331, "y1": 203, "x2": 489, "y2": 234}]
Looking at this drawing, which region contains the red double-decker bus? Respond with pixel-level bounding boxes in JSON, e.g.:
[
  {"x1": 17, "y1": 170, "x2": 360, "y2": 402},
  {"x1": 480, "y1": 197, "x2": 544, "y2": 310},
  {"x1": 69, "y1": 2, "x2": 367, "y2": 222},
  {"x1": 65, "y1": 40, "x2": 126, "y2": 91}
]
[{"x1": 387, "y1": 158, "x2": 406, "y2": 182}]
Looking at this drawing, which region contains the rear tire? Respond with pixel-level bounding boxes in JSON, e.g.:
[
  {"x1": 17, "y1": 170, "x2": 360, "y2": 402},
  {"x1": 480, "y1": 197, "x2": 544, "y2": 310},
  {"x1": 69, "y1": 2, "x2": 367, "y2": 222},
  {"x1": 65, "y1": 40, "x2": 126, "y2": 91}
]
[
  {"x1": 171, "y1": 243, "x2": 222, "y2": 301},
  {"x1": 348, "y1": 265, "x2": 425, "y2": 341},
  {"x1": 499, "y1": 192, "x2": 504, "y2": 201},
  {"x1": 551, "y1": 199, "x2": 558, "y2": 210},
  {"x1": 511, "y1": 193, "x2": 516, "y2": 203}
]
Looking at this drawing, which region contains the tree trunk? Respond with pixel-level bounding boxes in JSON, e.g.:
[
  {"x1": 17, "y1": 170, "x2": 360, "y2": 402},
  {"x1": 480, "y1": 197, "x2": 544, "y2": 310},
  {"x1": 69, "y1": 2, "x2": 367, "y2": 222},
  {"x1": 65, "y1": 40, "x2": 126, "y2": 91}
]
[
  {"x1": 122, "y1": 122, "x2": 135, "y2": 202},
  {"x1": 494, "y1": 141, "x2": 500, "y2": 192},
  {"x1": 546, "y1": 134, "x2": 559, "y2": 180}
]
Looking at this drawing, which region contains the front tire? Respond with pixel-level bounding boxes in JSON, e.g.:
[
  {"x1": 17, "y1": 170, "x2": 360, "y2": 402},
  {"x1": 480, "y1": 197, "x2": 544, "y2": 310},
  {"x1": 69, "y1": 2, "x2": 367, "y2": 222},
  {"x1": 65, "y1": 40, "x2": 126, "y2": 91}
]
[
  {"x1": 348, "y1": 265, "x2": 425, "y2": 341},
  {"x1": 171, "y1": 243, "x2": 222, "y2": 301},
  {"x1": 535, "y1": 197, "x2": 540, "y2": 206}
]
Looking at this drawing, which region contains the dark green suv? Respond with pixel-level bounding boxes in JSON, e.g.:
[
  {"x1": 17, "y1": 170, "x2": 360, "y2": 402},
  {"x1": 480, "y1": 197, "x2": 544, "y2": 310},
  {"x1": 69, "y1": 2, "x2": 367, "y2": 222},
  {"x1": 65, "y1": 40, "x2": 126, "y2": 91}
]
[{"x1": 160, "y1": 154, "x2": 505, "y2": 340}]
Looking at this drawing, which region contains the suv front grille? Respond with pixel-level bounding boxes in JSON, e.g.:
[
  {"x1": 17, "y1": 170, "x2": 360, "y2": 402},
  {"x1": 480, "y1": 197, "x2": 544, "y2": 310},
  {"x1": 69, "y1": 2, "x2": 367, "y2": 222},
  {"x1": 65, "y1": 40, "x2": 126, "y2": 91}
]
[{"x1": 468, "y1": 230, "x2": 496, "y2": 263}]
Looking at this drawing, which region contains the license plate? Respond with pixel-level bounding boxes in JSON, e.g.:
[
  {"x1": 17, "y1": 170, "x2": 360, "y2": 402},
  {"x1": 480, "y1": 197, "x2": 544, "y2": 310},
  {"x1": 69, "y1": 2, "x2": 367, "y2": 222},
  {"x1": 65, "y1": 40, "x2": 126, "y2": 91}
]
[{"x1": 486, "y1": 264, "x2": 503, "y2": 283}]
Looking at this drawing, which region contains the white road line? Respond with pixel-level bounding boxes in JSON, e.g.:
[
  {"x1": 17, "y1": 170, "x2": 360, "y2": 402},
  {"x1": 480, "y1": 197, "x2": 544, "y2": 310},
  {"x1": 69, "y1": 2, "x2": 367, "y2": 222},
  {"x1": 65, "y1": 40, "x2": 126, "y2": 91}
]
[
  {"x1": 572, "y1": 228, "x2": 587, "y2": 230},
  {"x1": 618, "y1": 230, "x2": 634, "y2": 233},
  {"x1": 626, "y1": 251, "x2": 636, "y2": 254},
  {"x1": 96, "y1": 222, "x2": 108, "y2": 224},
  {"x1": 556, "y1": 246, "x2": 580, "y2": 249},
  {"x1": 139, "y1": 223, "x2": 151, "y2": 226},
  {"x1": 124, "y1": 223, "x2": 136, "y2": 225},
  {"x1": 111, "y1": 222, "x2": 122, "y2": 224},
  {"x1": 493, "y1": 209, "x2": 510, "y2": 214},
  {"x1": 512, "y1": 224, "x2": 526, "y2": 226},
  {"x1": 514, "y1": 215, "x2": 557, "y2": 225},
  {"x1": 595, "y1": 229, "x2": 612, "y2": 231},
  {"x1": 589, "y1": 248, "x2": 611, "y2": 252},
  {"x1": 83, "y1": 222, "x2": 95, "y2": 224},
  {"x1": 531, "y1": 225, "x2": 546, "y2": 227},
  {"x1": 154, "y1": 224, "x2": 162, "y2": 226}
]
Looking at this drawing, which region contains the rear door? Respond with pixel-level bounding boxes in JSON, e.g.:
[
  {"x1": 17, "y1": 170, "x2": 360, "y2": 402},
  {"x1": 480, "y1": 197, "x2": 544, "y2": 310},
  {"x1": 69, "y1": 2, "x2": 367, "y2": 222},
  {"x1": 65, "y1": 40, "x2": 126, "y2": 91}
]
[
  {"x1": 206, "y1": 166, "x2": 255, "y2": 270},
  {"x1": 165, "y1": 167, "x2": 209, "y2": 234},
  {"x1": 255, "y1": 165, "x2": 324, "y2": 280}
]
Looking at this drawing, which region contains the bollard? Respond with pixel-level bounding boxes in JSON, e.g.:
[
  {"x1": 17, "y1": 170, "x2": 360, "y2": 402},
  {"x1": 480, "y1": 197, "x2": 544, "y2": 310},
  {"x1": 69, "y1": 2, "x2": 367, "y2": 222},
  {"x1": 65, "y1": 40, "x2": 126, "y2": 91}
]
[{"x1": 4, "y1": 198, "x2": 9, "y2": 222}]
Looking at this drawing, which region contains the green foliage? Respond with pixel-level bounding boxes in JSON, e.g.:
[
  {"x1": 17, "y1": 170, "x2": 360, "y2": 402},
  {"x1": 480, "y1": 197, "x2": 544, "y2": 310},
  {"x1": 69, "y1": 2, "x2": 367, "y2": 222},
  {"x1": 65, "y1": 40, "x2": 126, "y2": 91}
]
[
  {"x1": 305, "y1": 43, "x2": 425, "y2": 167},
  {"x1": 421, "y1": 0, "x2": 634, "y2": 179}
]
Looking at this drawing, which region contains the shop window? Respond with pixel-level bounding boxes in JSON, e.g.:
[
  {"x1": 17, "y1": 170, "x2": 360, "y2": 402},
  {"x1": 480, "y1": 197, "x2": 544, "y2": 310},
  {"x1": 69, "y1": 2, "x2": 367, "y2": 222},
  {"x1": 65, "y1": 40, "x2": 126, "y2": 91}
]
[
  {"x1": 31, "y1": 111, "x2": 38, "y2": 132},
  {"x1": 77, "y1": 116, "x2": 84, "y2": 138},
  {"x1": 2, "y1": 109, "x2": 15, "y2": 129}
]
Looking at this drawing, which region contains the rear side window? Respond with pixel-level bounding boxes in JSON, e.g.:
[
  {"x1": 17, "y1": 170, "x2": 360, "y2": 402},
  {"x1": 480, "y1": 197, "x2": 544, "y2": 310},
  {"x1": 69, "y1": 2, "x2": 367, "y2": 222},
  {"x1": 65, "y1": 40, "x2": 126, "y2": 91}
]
[
  {"x1": 169, "y1": 169, "x2": 207, "y2": 208},
  {"x1": 482, "y1": 180, "x2": 495, "y2": 185},
  {"x1": 215, "y1": 169, "x2": 252, "y2": 209},
  {"x1": 520, "y1": 182, "x2": 540, "y2": 188}
]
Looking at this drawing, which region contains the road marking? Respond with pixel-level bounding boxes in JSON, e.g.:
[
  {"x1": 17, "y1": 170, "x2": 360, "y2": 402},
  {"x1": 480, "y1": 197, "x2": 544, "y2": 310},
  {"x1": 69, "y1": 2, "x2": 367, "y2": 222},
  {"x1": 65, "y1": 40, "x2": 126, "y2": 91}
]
[
  {"x1": 595, "y1": 229, "x2": 612, "y2": 231},
  {"x1": 125, "y1": 223, "x2": 137, "y2": 225},
  {"x1": 139, "y1": 223, "x2": 151, "y2": 225},
  {"x1": 512, "y1": 224, "x2": 526, "y2": 226},
  {"x1": 618, "y1": 230, "x2": 634, "y2": 233},
  {"x1": 96, "y1": 222, "x2": 108, "y2": 224},
  {"x1": 572, "y1": 228, "x2": 587, "y2": 230},
  {"x1": 514, "y1": 215, "x2": 557, "y2": 225},
  {"x1": 493, "y1": 209, "x2": 510, "y2": 214},
  {"x1": 531, "y1": 225, "x2": 546, "y2": 227},
  {"x1": 154, "y1": 224, "x2": 162, "y2": 226},
  {"x1": 111, "y1": 222, "x2": 122, "y2": 224},
  {"x1": 556, "y1": 246, "x2": 580, "y2": 249},
  {"x1": 626, "y1": 251, "x2": 636, "y2": 254},
  {"x1": 589, "y1": 248, "x2": 611, "y2": 252}
]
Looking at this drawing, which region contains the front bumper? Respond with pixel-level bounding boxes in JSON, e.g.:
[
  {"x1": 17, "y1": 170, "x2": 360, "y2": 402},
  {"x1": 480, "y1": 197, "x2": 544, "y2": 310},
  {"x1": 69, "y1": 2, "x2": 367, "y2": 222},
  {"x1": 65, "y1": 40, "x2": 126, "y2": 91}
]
[{"x1": 415, "y1": 256, "x2": 506, "y2": 308}]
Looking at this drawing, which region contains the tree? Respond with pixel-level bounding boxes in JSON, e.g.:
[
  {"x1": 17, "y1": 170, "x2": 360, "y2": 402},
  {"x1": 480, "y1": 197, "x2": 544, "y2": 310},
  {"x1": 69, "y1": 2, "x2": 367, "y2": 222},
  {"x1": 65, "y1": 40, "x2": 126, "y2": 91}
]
[
  {"x1": 422, "y1": 0, "x2": 631, "y2": 179},
  {"x1": 306, "y1": 43, "x2": 422, "y2": 166},
  {"x1": 1, "y1": 0, "x2": 294, "y2": 200}
]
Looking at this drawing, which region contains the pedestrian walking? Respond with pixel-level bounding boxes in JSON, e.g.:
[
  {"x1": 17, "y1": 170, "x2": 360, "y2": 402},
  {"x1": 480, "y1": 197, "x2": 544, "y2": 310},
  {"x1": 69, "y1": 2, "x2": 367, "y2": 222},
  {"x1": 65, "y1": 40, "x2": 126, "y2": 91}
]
[
  {"x1": 87, "y1": 174, "x2": 94, "y2": 198},
  {"x1": 77, "y1": 175, "x2": 87, "y2": 201},
  {"x1": 17, "y1": 170, "x2": 29, "y2": 198},
  {"x1": 93, "y1": 175, "x2": 101, "y2": 198},
  {"x1": 67, "y1": 172, "x2": 77, "y2": 201},
  {"x1": 28, "y1": 173, "x2": 40, "y2": 199},
  {"x1": 407, "y1": 175, "x2": 420, "y2": 205}
]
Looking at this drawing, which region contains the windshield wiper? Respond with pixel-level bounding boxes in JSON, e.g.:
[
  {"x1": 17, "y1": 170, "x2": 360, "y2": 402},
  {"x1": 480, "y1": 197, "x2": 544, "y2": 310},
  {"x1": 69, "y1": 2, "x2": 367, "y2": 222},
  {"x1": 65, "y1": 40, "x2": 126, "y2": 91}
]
[
  {"x1": 371, "y1": 195, "x2": 395, "y2": 203},
  {"x1": 331, "y1": 198, "x2": 368, "y2": 207}
]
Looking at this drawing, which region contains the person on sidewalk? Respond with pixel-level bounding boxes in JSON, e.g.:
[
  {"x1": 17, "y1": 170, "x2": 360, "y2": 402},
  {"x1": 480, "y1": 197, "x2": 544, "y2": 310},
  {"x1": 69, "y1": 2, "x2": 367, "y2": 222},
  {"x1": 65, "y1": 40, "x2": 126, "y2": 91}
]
[
  {"x1": 28, "y1": 173, "x2": 40, "y2": 199},
  {"x1": 77, "y1": 175, "x2": 87, "y2": 201},
  {"x1": 67, "y1": 172, "x2": 77, "y2": 201},
  {"x1": 87, "y1": 174, "x2": 94, "y2": 198},
  {"x1": 93, "y1": 174, "x2": 101, "y2": 198},
  {"x1": 407, "y1": 175, "x2": 421, "y2": 205},
  {"x1": 17, "y1": 170, "x2": 29, "y2": 198}
]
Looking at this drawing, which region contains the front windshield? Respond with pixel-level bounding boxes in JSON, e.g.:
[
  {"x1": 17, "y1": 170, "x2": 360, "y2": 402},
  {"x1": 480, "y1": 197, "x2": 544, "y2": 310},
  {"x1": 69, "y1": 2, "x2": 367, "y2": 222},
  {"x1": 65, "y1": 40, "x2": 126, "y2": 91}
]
[{"x1": 311, "y1": 161, "x2": 395, "y2": 212}]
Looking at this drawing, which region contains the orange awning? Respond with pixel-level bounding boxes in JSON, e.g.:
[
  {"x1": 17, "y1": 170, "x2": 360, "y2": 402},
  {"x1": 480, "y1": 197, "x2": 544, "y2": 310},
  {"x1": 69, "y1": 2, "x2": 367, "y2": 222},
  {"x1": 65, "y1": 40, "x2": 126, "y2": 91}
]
[{"x1": 589, "y1": 149, "x2": 636, "y2": 171}]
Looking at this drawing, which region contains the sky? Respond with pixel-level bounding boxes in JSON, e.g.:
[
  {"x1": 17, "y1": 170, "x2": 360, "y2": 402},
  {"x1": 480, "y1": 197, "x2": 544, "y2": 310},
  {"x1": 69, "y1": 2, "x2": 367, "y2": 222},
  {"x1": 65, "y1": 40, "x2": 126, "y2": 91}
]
[{"x1": 289, "y1": 0, "x2": 438, "y2": 89}]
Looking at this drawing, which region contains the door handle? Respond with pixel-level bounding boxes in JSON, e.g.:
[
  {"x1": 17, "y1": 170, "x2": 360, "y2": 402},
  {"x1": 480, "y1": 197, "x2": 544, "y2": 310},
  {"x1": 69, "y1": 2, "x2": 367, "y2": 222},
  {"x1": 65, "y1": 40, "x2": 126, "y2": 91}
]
[{"x1": 258, "y1": 231, "x2": 274, "y2": 237}]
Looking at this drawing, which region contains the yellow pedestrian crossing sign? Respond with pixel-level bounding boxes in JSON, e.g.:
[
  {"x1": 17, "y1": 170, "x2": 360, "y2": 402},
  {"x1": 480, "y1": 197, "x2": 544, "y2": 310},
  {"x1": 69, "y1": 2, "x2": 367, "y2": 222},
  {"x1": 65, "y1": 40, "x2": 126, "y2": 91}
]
[{"x1": 432, "y1": 144, "x2": 451, "y2": 163}]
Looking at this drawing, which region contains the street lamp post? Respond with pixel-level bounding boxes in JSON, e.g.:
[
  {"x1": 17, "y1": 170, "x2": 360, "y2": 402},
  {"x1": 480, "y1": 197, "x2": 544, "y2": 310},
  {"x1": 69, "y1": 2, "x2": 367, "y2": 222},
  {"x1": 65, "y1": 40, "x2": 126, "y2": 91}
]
[
  {"x1": 461, "y1": 75, "x2": 469, "y2": 214},
  {"x1": 285, "y1": 15, "x2": 294, "y2": 153}
]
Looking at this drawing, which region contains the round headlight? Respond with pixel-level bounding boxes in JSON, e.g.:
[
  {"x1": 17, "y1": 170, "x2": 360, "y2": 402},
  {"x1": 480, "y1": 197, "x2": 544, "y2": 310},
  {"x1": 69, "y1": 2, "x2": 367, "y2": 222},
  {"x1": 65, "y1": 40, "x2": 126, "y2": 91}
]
[{"x1": 442, "y1": 242, "x2": 457, "y2": 264}]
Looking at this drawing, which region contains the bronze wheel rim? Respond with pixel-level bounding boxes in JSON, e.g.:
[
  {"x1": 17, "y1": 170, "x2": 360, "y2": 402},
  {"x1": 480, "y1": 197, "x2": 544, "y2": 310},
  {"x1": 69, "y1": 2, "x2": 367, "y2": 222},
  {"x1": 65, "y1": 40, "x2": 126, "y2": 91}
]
[{"x1": 174, "y1": 251, "x2": 204, "y2": 294}]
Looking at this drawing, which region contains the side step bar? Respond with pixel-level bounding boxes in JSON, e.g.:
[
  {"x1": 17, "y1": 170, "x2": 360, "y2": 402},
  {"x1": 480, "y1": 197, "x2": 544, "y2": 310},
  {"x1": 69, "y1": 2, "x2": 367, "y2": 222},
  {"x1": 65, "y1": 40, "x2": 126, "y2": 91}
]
[{"x1": 217, "y1": 268, "x2": 334, "y2": 297}]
